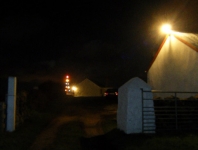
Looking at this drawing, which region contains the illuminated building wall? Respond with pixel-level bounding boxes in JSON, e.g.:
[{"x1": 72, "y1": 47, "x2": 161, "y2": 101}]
[{"x1": 147, "y1": 33, "x2": 198, "y2": 98}]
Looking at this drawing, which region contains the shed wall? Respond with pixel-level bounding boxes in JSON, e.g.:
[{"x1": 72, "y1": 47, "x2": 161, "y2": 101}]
[{"x1": 148, "y1": 35, "x2": 198, "y2": 97}]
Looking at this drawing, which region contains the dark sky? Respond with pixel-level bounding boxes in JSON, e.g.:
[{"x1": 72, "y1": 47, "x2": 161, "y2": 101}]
[{"x1": 1, "y1": 0, "x2": 198, "y2": 87}]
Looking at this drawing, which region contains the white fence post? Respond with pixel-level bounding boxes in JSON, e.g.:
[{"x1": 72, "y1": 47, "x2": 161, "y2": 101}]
[{"x1": 6, "y1": 77, "x2": 17, "y2": 132}]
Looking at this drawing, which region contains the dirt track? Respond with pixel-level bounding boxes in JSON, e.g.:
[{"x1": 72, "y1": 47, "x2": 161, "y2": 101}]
[{"x1": 29, "y1": 97, "x2": 117, "y2": 150}]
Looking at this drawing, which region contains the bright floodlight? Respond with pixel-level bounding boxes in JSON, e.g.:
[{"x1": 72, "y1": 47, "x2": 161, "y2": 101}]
[{"x1": 161, "y1": 24, "x2": 172, "y2": 34}]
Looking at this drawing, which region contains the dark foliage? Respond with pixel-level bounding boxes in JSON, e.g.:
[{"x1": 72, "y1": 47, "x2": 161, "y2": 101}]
[{"x1": 0, "y1": 78, "x2": 7, "y2": 102}]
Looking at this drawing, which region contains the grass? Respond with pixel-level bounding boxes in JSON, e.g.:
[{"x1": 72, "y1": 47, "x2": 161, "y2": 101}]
[
  {"x1": 102, "y1": 120, "x2": 117, "y2": 133},
  {"x1": 124, "y1": 133, "x2": 198, "y2": 150},
  {"x1": 49, "y1": 117, "x2": 198, "y2": 150},
  {"x1": 1, "y1": 96, "x2": 198, "y2": 150},
  {"x1": 50, "y1": 121, "x2": 83, "y2": 150},
  {"x1": 0, "y1": 111, "x2": 56, "y2": 150},
  {"x1": 48, "y1": 120, "x2": 118, "y2": 149}
]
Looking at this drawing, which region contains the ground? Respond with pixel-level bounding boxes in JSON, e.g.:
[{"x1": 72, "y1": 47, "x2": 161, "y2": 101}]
[{"x1": 29, "y1": 97, "x2": 118, "y2": 150}]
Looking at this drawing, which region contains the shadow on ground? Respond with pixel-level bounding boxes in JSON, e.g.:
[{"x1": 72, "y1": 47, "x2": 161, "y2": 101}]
[{"x1": 80, "y1": 129, "x2": 126, "y2": 150}]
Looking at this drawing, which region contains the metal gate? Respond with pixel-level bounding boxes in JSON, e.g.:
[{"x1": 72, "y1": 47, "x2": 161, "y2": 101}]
[{"x1": 142, "y1": 90, "x2": 198, "y2": 133}]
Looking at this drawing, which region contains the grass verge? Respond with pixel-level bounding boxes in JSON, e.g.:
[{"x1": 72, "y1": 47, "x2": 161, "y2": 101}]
[
  {"x1": 101, "y1": 119, "x2": 198, "y2": 150},
  {"x1": 124, "y1": 133, "x2": 198, "y2": 150},
  {"x1": 0, "y1": 111, "x2": 55, "y2": 150},
  {"x1": 50, "y1": 121, "x2": 83, "y2": 150}
]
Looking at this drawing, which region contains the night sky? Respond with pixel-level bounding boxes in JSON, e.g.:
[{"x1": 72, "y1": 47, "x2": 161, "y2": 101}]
[{"x1": 1, "y1": 0, "x2": 198, "y2": 87}]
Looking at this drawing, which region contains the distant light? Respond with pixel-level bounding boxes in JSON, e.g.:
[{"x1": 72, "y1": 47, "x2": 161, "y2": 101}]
[
  {"x1": 66, "y1": 75, "x2": 69, "y2": 78},
  {"x1": 72, "y1": 86, "x2": 77, "y2": 91},
  {"x1": 161, "y1": 24, "x2": 172, "y2": 34}
]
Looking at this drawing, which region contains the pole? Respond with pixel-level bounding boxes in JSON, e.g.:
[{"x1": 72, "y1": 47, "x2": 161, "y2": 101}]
[{"x1": 6, "y1": 77, "x2": 17, "y2": 132}]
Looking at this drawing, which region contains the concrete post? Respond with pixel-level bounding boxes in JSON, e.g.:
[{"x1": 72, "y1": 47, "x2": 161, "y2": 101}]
[
  {"x1": 117, "y1": 77, "x2": 155, "y2": 134},
  {"x1": 6, "y1": 77, "x2": 17, "y2": 132}
]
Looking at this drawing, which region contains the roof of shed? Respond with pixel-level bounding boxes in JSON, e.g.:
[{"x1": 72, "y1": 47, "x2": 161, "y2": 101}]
[{"x1": 77, "y1": 78, "x2": 101, "y2": 88}]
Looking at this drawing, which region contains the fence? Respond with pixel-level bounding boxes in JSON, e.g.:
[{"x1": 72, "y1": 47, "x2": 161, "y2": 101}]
[
  {"x1": 0, "y1": 102, "x2": 6, "y2": 132},
  {"x1": 142, "y1": 90, "x2": 198, "y2": 133}
]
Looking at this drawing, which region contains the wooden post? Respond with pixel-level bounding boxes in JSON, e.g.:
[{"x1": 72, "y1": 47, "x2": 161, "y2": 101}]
[{"x1": 6, "y1": 77, "x2": 17, "y2": 132}]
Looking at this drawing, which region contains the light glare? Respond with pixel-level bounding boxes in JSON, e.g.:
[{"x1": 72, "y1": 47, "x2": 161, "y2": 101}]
[
  {"x1": 72, "y1": 86, "x2": 77, "y2": 91},
  {"x1": 161, "y1": 24, "x2": 172, "y2": 34}
]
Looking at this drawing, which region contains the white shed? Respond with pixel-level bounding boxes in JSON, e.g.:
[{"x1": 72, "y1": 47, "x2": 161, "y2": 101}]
[
  {"x1": 147, "y1": 32, "x2": 198, "y2": 96},
  {"x1": 74, "y1": 78, "x2": 103, "y2": 97}
]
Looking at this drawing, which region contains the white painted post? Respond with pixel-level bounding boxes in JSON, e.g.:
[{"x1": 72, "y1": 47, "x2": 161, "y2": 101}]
[
  {"x1": 6, "y1": 77, "x2": 17, "y2": 132},
  {"x1": 117, "y1": 77, "x2": 155, "y2": 134}
]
